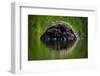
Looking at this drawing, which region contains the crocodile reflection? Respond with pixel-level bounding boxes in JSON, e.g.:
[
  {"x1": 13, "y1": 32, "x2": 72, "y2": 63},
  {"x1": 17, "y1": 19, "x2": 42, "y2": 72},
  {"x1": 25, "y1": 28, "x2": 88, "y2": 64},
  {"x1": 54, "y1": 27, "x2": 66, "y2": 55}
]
[{"x1": 41, "y1": 40, "x2": 77, "y2": 51}]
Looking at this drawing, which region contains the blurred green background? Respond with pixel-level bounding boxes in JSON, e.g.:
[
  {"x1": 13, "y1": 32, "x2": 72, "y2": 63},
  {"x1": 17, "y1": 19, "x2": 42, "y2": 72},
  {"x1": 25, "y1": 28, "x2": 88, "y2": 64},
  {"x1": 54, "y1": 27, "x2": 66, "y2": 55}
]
[{"x1": 28, "y1": 15, "x2": 88, "y2": 61}]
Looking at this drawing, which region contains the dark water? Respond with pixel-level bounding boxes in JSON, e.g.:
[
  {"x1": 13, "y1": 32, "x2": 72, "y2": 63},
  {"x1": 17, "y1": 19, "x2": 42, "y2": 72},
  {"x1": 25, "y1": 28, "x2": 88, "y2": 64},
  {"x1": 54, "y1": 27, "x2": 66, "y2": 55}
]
[{"x1": 28, "y1": 35, "x2": 88, "y2": 60}]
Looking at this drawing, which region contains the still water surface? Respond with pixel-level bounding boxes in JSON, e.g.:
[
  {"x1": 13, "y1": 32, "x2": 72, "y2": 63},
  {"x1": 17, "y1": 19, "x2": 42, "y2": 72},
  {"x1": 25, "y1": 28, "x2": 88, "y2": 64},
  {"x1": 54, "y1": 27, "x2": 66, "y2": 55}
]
[{"x1": 28, "y1": 35, "x2": 88, "y2": 60}]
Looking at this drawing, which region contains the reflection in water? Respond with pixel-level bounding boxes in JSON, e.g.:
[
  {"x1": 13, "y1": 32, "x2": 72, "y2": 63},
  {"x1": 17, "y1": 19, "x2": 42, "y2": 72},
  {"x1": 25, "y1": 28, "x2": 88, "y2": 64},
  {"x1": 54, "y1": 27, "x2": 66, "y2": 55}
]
[
  {"x1": 41, "y1": 39, "x2": 78, "y2": 58},
  {"x1": 41, "y1": 39, "x2": 77, "y2": 51}
]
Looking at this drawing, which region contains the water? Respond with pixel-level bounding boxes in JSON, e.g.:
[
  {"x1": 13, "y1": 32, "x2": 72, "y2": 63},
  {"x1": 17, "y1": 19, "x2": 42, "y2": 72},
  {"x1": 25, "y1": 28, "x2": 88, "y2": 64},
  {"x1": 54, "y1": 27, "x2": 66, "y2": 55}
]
[{"x1": 28, "y1": 35, "x2": 88, "y2": 60}]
